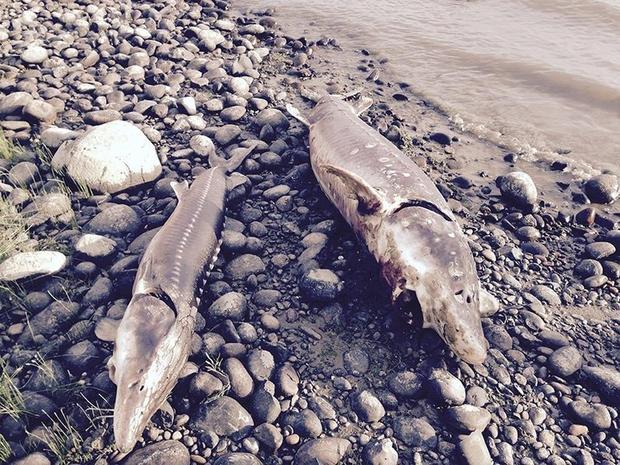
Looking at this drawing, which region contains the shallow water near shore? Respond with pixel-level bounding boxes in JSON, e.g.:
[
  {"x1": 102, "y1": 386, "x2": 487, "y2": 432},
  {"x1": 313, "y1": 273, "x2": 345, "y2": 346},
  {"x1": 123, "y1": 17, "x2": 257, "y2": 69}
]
[{"x1": 243, "y1": 0, "x2": 620, "y2": 174}]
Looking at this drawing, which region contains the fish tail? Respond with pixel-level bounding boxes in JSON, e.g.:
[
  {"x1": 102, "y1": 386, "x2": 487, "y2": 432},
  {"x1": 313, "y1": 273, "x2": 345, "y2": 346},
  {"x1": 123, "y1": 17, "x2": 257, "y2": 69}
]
[{"x1": 209, "y1": 142, "x2": 258, "y2": 174}]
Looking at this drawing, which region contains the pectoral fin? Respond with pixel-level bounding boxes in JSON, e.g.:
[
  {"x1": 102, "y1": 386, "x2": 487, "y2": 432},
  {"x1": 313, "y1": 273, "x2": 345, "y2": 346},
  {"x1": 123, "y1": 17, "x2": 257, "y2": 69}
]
[
  {"x1": 95, "y1": 317, "x2": 120, "y2": 342},
  {"x1": 170, "y1": 180, "x2": 189, "y2": 199},
  {"x1": 286, "y1": 104, "x2": 310, "y2": 127},
  {"x1": 320, "y1": 164, "x2": 384, "y2": 214},
  {"x1": 179, "y1": 361, "x2": 199, "y2": 378},
  {"x1": 226, "y1": 172, "x2": 249, "y2": 192}
]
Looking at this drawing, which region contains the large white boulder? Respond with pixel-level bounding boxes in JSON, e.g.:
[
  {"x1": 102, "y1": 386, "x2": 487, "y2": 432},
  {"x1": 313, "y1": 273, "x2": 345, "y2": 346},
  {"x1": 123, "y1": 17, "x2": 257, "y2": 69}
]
[
  {"x1": 51, "y1": 120, "x2": 162, "y2": 194},
  {"x1": 0, "y1": 251, "x2": 68, "y2": 281}
]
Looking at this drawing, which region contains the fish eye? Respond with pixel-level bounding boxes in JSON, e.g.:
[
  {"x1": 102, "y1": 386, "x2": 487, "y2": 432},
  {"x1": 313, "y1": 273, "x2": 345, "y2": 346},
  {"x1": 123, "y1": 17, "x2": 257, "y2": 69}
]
[{"x1": 466, "y1": 295, "x2": 472, "y2": 304}]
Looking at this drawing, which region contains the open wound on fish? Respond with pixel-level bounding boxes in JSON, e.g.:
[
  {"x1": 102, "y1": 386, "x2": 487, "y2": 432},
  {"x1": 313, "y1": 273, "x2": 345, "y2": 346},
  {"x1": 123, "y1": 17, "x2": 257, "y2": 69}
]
[
  {"x1": 320, "y1": 164, "x2": 384, "y2": 214},
  {"x1": 390, "y1": 198, "x2": 454, "y2": 223}
]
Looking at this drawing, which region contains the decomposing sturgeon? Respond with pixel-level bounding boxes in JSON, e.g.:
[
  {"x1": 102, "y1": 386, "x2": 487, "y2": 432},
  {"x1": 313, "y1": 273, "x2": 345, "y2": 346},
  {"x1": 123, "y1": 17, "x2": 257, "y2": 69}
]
[
  {"x1": 288, "y1": 95, "x2": 490, "y2": 364},
  {"x1": 99, "y1": 143, "x2": 255, "y2": 453}
]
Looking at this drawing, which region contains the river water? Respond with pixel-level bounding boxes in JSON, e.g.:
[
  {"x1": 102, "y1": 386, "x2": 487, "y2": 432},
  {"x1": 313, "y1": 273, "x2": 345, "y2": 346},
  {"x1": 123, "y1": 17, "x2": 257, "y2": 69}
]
[{"x1": 242, "y1": 0, "x2": 620, "y2": 174}]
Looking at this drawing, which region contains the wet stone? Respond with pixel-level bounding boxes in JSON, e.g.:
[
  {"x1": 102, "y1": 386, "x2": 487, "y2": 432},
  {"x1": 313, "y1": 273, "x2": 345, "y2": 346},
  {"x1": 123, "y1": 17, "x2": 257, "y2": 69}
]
[
  {"x1": 299, "y1": 268, "x2": 342, "y2": 301},
  {"x1": 343, "y1": 348, "x2": 370, "y2": 374},
  {"x1": 207, "y1": 292, "x2": 247, "y2": 324},
  {"x1": 602, "y1": 261, "x2": 620, "y2": 280},
  {"x1": 387, "y1": 371, "x2": 422, "y2": 398},
  {"x1": 352, "y1": 390, "x2": 385, "y2": 422},
  {"x1": 225, "y1": 254, "x2": 265, "y2": 280},
  {"x1": 547, "y1": 345, "x2": 583, "y2": 377},
  {"x1": 426, "y1": 369, "x2": 466, "y2": 405},
  {"x1": 459, "y1": 431, "x2": 492, "y2": 465},
  {"x1": 293, "y1": 438, "x2": 350, "y2": 465},
  {"x1": 584, "y1": 174, "x2": 619, "y2": 204},
  {"x1": 497, "y1": 171, "x2": 538, "y2": 209},
  {"x1": 583, "y1": 274, "x2": 608, "y2": 288},
  {"x1": 585, "y1": 241, "x2": 615, "y2": 259},
  {"x1": 87, "y1": 204, "x2": 142, "y2": 236},
  {"x1": 191, "y1": 396, "x2": 253, "y2": 437},
  {"x1": 123, "y1": 440, "x2": 190, "y2": 465},
  {"x1": 393, "y1": 417, "x2": 437, "y2": 448},
  {"x1": 362, "y1": 439, "x2": 398, "y2": 465},
  {"x1": 281, "y1": 409, "x2": 322, "y2": 438},
  {"x1": 246, "y1": 349, "x2": 275, "y2": 382},
  {"x1": 574, "y1": 259, "x2": 603, "y2": 278},
  {"x1": 447, "y1": 405, "x2": 491, "y2": 433},
  {"x1": 249, "y1": 384, "x2": 281, "y2": 424},
  {"x1": 254, "y1": 423, "x2": 283, "y2": 451},
  {"x1": 568, "y1": 400, "x2": 612, "y2": 430}
]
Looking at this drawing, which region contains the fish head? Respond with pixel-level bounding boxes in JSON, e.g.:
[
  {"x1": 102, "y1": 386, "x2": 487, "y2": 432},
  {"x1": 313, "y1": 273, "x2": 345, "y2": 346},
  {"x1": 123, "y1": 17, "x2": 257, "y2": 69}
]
[
  {"x1": 110, "y1": 294, "x2": 179, "y2": 453},
  {"x1": 381, "y1": 206, "x2": 488, "y2": 364}
]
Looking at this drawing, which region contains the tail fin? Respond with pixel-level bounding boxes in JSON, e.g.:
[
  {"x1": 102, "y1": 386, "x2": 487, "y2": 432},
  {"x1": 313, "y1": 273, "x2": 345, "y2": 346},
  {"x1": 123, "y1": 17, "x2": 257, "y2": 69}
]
[{"x1": 209, "y1": 142, "x2": 258, "y2": 173}]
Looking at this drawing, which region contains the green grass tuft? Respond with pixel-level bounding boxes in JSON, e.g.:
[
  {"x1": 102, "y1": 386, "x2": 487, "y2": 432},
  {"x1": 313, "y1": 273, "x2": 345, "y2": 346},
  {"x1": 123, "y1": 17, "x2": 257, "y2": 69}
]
[
  {"x1": 0, "y1": 197, "x2": 32, "y2": 261},
  {"x1": 30, "y1": 410, "x2": 92, "y2": 465},
  {"x1": 0, "y1": 433, "x2": 11, "y2": 463},
  {"x1": 0, "y1": 129, "x2": 22, "y2": 160},
  {"x1": 0, "y1": 359, "x2": 25, "y2": 420},
  {"x1": 203, "y1": 353, "x2": 230, "y2": 402}
]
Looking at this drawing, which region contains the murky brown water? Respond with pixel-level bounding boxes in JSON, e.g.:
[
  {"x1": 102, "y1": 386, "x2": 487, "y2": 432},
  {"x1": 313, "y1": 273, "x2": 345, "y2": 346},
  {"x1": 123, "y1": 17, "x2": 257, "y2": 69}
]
[{"x1": 243, "y1": 0, "x2": 620, "y2": 174}]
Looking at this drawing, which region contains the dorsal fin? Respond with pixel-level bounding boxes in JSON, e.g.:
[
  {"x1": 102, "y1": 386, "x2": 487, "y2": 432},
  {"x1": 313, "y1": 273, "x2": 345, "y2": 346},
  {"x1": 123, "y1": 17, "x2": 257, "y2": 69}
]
[
  {"x1": 286, "y1": 104, "x2": 310, "y2": 127},
  {"x1": 320, "y1": 164, "x2": 384, "y2": 214},
  {"x1": 170, "y1": 180, "x2": 189, "y2": 199},
  {"x1": 352, "y1": 96, "x2": 373, "y2": 116}
]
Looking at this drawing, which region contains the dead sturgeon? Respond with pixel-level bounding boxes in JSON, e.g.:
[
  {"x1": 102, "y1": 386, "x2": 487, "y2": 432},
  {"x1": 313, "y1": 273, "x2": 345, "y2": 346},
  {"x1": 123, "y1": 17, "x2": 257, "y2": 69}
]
[
  {"x1": 100, "y1": 144, "x2": 255, "y2": 453},
  {"x1": 288, "y1": 95, "x2": 490, "y2": 364}
]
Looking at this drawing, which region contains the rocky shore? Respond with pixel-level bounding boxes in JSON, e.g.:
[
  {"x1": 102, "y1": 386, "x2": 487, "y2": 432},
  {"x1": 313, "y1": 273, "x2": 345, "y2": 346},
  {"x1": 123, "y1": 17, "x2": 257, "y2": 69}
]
[{"x1": 0, "y1": 1, "x2": 619, "y2": 465}]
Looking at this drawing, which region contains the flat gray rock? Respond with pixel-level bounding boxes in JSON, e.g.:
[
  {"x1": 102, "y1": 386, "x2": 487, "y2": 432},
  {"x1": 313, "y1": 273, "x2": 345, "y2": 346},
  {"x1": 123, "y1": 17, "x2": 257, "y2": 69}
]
[
  {"x1": 122, "y1": 440, "x2": 189, "y2": 465},
  {"x1": 293, "y1": 438, "x2": 350, "y2": 465},
  {"x1": 191, "y1": 396, "x2": 253, "y2": 437},
  {"x1": 86, "y1": 204, "x2": 142, "y2": 236}
]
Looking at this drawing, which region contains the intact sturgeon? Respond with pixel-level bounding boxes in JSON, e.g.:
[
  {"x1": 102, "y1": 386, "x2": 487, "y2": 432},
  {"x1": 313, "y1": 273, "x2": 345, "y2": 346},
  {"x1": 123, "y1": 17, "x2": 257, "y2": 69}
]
[
  {"x1": 104, "y1": 144, "x2": 255, "y2": 453},
  {"x1": 288, "y1": 95, "x2": 490, "y2": 364}
]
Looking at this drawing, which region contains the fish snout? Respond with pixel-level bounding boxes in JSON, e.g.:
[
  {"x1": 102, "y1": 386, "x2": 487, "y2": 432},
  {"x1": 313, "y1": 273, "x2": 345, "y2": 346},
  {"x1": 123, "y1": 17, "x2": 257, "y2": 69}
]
[
  {"x1": 443, "y1": 320, "x2": 489, "y2": 365},
  {"x1": 457, "y1": 337, "x2": 488, "y2": 365},
  {"x1": 113, "y1": 386, "x2": 146, "y2": 454},
  {"x1": 114, "y1": 411, "x2": 141, "y2": 453}
]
